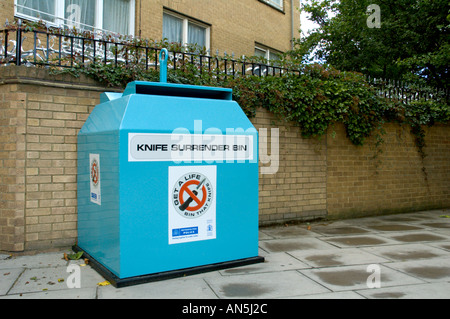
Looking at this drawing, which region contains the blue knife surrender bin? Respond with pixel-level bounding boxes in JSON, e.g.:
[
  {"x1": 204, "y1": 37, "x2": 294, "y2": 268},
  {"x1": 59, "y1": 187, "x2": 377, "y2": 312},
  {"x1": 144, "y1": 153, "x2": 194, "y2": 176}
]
[{"x1": 76, "y1": 49, "x2": 263, "y2": 287}]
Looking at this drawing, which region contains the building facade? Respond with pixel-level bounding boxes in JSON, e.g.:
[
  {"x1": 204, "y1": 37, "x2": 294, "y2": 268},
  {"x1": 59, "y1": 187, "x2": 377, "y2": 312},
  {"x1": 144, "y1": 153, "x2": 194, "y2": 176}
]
[{"x1": 1, "y1": 0, "x2": 301, "y2": 58}]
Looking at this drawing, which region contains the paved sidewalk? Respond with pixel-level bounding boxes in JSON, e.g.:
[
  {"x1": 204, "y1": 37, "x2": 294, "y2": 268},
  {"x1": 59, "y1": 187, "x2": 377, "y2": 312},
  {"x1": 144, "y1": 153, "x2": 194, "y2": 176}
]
[{"x1": 1, "y1": 209, "x2": 449, "y2": 299}]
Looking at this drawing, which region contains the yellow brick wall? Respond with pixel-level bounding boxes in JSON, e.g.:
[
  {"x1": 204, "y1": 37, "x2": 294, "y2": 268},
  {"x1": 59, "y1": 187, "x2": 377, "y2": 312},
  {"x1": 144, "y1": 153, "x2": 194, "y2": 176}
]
[
  {"x1": 0, "y1": 66, "x2": 106, "y2": 251},
  {"x1": 0, "y1": 0, "x2": 14, "y2": 27},
  {"x1": 0, "y1": 79, "x2": 26, "y2": 251},
  {"x1": 23, "y1": 84, "x2": 93, "y2": 250},
  {"x1": 253, "y1": 108, "x2": 327, "y2": 224},
  {"x1": 326, "y1": 123, "x2": 450, "y2": 218},
  {"x1": 1, "y1": 66, "x2": 449, "y2": 251}
]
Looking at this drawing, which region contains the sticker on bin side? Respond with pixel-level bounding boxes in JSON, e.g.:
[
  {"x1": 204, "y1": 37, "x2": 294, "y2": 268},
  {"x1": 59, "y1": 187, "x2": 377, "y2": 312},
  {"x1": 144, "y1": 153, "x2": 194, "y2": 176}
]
[
  {"x1": 172, "y1": 227, "x2": 198, "y2": 237},
  {"x1": 128, "y1": 133, "x2": 253, "y2": 162},
  {"x1": 89, "y1": 154, "x2": 101, "y2": 205},
  {"x1": 168, "y1": 166, "x2": 216, "y2": 245},
  {"x1": 172, "y1": 171, "x2": 213, "y2": 219}
]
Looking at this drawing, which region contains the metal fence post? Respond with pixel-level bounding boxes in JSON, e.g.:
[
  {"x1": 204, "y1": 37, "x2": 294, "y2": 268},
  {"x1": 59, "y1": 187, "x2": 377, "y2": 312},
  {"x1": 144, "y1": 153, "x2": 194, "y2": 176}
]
[{"x1": 15, "y1": 19, "x2": 22, "y2": 66}]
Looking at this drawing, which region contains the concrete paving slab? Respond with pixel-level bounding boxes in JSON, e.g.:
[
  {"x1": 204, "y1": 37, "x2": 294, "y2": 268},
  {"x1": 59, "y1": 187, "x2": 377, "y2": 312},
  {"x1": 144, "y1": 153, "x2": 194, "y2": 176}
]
[
  {"x1": 419, "y1": 219, "x2": 450, "y2": 227},
  {"x1": 205, "y1": 271, "x2": 330, "y2": 299},
  {"x1": 428, "y1": 241, "x2": 450, "y2": 252},
  {"x1": 364, "y1": 224, "x2": 424, "y2": 232},
  {"x1": 410, "y1": 209, "x2": 449, "y2": 218},
  {"x1": 375, "y1": 215, "x2": 424, "y2": 222},
  {"x1": 0, "y1": 288, "x2": 97, "y2": 299},
  {"x1": 289, "y1": 248, "x2": 389, "y2": 268},
  {"x1": 299, "y1": 264, "x2": 424, "y2": 292},
  {"x1": 258, "y1": 247, "x2": 269, "y2": 257},
  {"x1": 219, "y1": 252, "x2": 310, "y2": 275},
  {"x1": 430, "y1": 228, "x2": 450, "y2": 238},
  {"x1": 98, "y1": 276, "x2": 219, "y2": 299},
  {"x1": 260, "y1": 225, "x2": 314, "y2": 238},
  {"x1": 385, "y1": 257, "x2": 450, "y2": 283},
  {"x1": 290, "y1": 291, "x2": 366, "y2": 299},
  {"x1": 0, "y1": 252, "x2": 67, "y2": 269},
  {"x1": 7, "y1": 264, "x2": 105, "y2": 295},
  {"x1": 362, "y1": 243, "x2": 450, "y2": 262},
  {"x1": 321, "y1": 234, "x2": 398, "y2": 248},
  {"x1": 308, "y1": 225, "x2": 370, "y2": 236},
  {"x1": 0, "y1": 268, "x2": 24, "y2": 295},
  {"x1": 340, "y1": 217, "x2": 390, "y2": 227},
  {"x1": 311, "y1": 220, "x2": 360, "y2": 228},
  {"x1": 399, "y1": 211, "x2": 450, "y2": 222},
  {"x1": 415, "y1": 222, "x2": 450, "y2": 237},
  {"x1": 357, "y1": 282, "x2": 450, "y2": 299},
  {"x1": 259, "y1": 237, "x2": 336, "y2": 253},
  {"x1": 258, "y1": 231, "x2": 273, "y2": 240},
  {"x1": 378, "y1": 231, "x2": 450, "y2": 243}
]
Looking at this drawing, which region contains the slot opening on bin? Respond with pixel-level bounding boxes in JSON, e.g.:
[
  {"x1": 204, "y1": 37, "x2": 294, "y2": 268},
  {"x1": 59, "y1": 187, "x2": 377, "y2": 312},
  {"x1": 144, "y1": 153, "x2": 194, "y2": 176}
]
[{"x1": 122, "y1": 81, "x2": 233, "y2": 101}]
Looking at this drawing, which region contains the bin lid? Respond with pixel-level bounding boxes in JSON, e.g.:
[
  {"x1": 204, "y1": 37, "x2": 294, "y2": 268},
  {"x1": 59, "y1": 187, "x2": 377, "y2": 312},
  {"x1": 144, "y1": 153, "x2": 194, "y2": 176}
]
[{"x1": 122, "y1": 81, "x2": 232, "y2": 101}]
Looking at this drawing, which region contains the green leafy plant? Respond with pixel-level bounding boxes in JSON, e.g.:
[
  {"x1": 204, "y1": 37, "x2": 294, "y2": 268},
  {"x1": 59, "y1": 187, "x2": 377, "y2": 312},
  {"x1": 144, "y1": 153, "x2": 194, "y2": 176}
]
[
  {"x1": 27, "y1": 20, "x2": 446, "y2": 167},
  {"x1": 51, "y1": 57, "x2": 448, "y2": 165},
  {"x1": 64, "y1": 251, "x2": 84, "y2": 260}
]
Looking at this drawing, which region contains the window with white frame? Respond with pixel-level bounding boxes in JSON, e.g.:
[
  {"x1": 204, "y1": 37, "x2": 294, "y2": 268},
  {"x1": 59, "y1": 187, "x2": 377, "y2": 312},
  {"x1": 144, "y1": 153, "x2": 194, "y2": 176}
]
[
  {"x1": 15, "y1": 0, "x2": 135, "y2": 36},
  {"x1": 252, "y1": 45, "x2": 282, "y2": 76},
  {"x1": 163, "y1": 11, "x2": 210, "y2": 51},
  {"x1": 255, "y1": 45, "x2": 282, "y2": 62},
  {"x1": 261, "y1": 0, "x2": 284, "y2": 11}
]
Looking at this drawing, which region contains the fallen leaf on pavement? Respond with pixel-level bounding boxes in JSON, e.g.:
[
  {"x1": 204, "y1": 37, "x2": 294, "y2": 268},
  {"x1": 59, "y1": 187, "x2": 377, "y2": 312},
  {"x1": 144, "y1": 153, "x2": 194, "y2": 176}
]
[
  {"x1": 67, "y1": 251, "x2": 84, "y2": 260},
  {"x1": 97, "y1": 280, "x2": 110, "y2": 286}
]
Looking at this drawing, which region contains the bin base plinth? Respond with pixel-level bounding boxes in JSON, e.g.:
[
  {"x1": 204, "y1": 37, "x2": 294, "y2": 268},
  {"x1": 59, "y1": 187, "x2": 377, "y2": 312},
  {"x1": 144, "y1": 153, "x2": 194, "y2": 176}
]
[{"x1": 73, "y1": 245, "x2": 265, "y2": 288}]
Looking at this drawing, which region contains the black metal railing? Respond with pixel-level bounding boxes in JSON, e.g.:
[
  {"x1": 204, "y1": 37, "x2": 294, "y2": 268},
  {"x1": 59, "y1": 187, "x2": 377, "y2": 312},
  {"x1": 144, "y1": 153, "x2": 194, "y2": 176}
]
[
  {"x1": 0, "y1": 25, "x2": 297, "y2": 79},
  {"x1": 367, "y1": 76, "x2": 449, "y2": 104},
  {"x1": 1, "y1": 25, "x2": 447, "y2": 103}
]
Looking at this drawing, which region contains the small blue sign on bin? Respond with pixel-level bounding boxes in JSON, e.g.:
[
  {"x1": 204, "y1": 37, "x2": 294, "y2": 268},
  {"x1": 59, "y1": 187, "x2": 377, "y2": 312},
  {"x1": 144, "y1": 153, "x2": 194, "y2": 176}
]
[{"x1": 76, "y1": 49, "x2": 263, "y2": 287}]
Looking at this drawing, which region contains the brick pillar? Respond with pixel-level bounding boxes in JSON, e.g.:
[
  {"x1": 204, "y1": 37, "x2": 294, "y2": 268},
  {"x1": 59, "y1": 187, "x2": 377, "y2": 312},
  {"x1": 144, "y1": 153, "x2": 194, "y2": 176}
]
[
  {"x1": 0, "y1": 83, "x2": 26, "y2": 251},
  {"x1": 0, "y1": 65, "x2": 107, "y2": 251}
]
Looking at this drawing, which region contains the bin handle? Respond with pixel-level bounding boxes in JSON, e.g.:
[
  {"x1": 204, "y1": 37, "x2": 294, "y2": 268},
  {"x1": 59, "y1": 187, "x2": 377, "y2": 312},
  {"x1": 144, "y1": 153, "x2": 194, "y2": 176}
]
[{"x1": 159, "y1": 48, "x2": 168, "y2": 83}]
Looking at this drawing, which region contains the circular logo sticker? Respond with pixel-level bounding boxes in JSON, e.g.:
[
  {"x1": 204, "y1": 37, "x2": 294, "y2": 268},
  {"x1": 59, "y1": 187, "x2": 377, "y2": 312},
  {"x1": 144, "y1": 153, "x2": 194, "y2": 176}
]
[
  {"x1": 90, "y1": 159, "x2": 99, "y2": 186},
  {"x1": 172, "y1": 172, "x2": 213, "y2": 219}
]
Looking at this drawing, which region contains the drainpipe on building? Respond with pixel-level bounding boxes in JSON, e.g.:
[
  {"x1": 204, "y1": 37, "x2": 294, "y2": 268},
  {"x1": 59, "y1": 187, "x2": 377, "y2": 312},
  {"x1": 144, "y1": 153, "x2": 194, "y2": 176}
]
[
  {"x1": 291, "y1": 0, "x2": 295, "y2": 49},
  {"x1": 138, "y1": 0, "x2": 142, "y2": 38}
]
